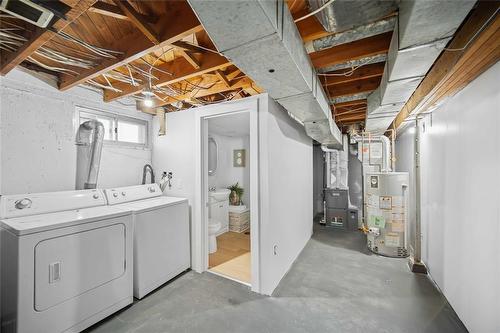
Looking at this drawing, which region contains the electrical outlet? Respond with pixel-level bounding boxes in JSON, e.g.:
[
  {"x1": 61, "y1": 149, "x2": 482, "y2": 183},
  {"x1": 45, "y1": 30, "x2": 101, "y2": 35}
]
[{"x1": 273, "y1": 245, "x2": 278, "y2": 255}]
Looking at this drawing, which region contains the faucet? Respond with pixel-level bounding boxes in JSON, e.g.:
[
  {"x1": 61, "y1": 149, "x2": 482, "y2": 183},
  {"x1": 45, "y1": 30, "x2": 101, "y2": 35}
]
[
  {"x1": 209, "y1": 186, "x2": 216, "y2": 192},
  {"x1": 142, "y1": 164, "x2": 155, "y2": 184}
]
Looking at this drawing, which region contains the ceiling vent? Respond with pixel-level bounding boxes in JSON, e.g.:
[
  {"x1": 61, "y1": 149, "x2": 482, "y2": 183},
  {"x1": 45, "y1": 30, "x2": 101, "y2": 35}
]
[{"x1": 0, "y1": 0, "x2": 54, "y2": 28}]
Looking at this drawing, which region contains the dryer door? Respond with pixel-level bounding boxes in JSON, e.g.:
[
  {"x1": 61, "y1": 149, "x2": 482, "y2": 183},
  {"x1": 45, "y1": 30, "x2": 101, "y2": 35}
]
[{"x1": 34, "y1": 223, "x2": 126, "y2": 311}]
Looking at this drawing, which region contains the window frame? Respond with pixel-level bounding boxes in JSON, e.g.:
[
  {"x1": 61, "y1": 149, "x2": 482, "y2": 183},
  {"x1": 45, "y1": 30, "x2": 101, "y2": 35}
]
[{"x1": 76, "y1": 106, "x2": 150, "y2": 149}]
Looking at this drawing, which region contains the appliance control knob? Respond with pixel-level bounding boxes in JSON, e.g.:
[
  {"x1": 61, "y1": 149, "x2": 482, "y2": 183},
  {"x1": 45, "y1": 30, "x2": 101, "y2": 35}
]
[
  {"x1": 113, "y1": 192, "x2": 118, "y2": 198},
  {"x1": 92, "y1": 194, "x2": 99, "y2": 199},
  {"x1": 121, "y1": 192, "x2": 126, "y2": 196},
  {"x1": 15, "y1": 198, "x2": 32, "y2": 210},
  {"x1": 148, "y1": 187, "x2": 155, "y2": 193}
]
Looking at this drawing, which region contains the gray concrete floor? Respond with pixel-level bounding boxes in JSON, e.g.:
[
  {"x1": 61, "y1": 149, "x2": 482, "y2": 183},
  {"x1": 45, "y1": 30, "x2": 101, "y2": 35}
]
[{"x1": 85, "y1": 223, "x2": 467, "y2": 333}]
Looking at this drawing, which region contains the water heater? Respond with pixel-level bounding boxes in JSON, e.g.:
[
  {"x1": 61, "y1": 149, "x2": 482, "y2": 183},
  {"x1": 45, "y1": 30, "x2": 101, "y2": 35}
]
[{"x1": 365, "y1": 172, "x2": 409, "y2": 257}]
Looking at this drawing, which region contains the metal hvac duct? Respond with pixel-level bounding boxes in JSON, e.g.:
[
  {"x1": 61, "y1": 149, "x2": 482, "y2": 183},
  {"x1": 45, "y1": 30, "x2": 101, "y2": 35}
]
[
  {"x1": 187, "y1": 0, "x2": 343, "y2": 149},
  {"x1": 307, "y1": 0, "x2": 398, "y2": 33},
  {"x1": 365, "y1": 0, "x2": 475, "y2": 134},
  {"x1": 75, "y1": 120, "x2": 104, "y2": 190}
]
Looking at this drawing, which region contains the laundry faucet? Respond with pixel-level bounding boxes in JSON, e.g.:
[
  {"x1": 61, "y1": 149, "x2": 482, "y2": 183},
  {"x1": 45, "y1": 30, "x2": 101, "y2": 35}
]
[{"x1": 142, "y1": 164, "x2": 155, "y2": 184}]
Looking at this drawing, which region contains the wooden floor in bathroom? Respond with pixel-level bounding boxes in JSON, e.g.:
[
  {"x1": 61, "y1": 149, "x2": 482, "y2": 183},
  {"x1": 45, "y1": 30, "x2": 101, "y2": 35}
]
[{"x1": 209, "y1": 231, "x2": 251, "y2": 284}]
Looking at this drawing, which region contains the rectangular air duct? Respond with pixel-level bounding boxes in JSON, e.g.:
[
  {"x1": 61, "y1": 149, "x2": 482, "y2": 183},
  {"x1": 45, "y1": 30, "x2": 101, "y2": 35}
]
[
  {"x1": 188, "y1": 0, "x2": 343, "y2": 148},
  {"x1": 365, "y1": 0, "x2": 475, "y2": 134}
]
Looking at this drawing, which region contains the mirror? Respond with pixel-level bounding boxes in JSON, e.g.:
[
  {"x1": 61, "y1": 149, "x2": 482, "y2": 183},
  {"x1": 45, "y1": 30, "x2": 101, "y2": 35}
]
[{"x1": 208, "y1": 136, "x2": 218, "y2": 176}]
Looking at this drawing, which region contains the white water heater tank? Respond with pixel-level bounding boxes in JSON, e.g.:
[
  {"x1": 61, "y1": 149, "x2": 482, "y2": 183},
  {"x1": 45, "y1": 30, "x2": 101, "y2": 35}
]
[{"x1": 365, "y1": 172, "x2": 409, "y2": 257}]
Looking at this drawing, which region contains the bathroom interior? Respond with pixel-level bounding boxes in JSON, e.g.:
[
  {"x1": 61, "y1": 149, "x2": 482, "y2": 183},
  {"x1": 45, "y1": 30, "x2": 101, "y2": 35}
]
[{"x1": 206, "y1": 112, "x2": 251, "y2": 285}]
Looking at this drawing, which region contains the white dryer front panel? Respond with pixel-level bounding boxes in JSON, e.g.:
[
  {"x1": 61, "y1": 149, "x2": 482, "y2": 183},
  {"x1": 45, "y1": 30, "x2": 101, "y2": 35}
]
[{"x1": 34, "y1": 224, "x2": 126, "y2": 311}]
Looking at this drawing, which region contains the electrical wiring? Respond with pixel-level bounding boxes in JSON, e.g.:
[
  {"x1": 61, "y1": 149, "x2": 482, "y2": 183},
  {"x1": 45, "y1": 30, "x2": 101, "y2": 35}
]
[
  {"x1": 36, "y1": 46, "x2": 96, "y2": 68},
  {"x1": 86, "y1": 79, "x2": 122, "y2": 93},
  {"x1": 294, "y1": 0, "x2": 335, "y2": 23},
  {"x1": 56, "y1": 31, "x2": 123, "y2": 59},
  {"x1": 129, "y1": 63, "x2": 158, "y2": 80},
  {"x1": 0, "y1": 29, "x2": 27, "y2": 51},
  {"x1": 178, "y1": 41, "x2": 220, "y2": 55},
  {"x1": 317, "y1": 57, "x2": 376, "y2": 77},
  {"x1": 26, "y1": 56, "x2": 79, "y2": 75},
  {"x1": 105, "y1": 70, "x2": 142, "y2": 85},
  {"x1": 48, "y1": 39, "x2": 102, "y2": 60}
]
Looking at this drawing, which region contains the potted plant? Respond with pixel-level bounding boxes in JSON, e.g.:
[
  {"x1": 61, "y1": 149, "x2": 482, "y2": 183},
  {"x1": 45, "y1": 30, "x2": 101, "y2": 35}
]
[{"x1": 227, "y1": 182, "x2": 244, "y2": 206}]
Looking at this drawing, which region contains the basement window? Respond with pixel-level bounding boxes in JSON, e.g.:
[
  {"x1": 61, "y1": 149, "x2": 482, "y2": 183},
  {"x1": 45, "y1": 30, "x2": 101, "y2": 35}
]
[{"x1": 77, "y1": 107, "x2": 149, "y2": 148}]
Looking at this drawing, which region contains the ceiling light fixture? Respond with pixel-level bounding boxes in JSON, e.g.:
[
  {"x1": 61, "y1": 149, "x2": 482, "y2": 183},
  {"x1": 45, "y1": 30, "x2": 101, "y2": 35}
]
[{"x1": 142, "y1": 86, "x2": 155, "y2": 107}]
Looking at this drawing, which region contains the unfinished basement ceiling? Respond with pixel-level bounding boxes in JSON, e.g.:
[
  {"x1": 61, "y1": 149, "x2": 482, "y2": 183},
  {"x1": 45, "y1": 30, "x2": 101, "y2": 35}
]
[
  {"x1": 0, "y1": 0, "x2": 263, "y2": 113},
  {"x1": 0, "y1": 0, "x2": 482, "y2": 135}
]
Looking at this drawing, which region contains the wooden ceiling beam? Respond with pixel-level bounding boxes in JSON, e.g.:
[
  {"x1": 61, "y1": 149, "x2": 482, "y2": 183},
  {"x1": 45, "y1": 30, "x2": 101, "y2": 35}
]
[
  {"x1": 215, "y1": 70, "x2": 231, "y2": 87},
  {"x1": 337, "y1": 119, "x2": 366, "y2": 126},
  {"x1": 178, "y1": 50, "x2": 201, "y2": 69},
  {"x1": 336, "y1": 114, "x2": 366, "y2": 122},
  {"x1": 89, "y1": 1, "x2": 157, "y2": 23},
  {"x1": 335, "y1": 108, "x2": 366, "y2": 116},
  {"x1": 103, "y1": 52, "x2": 231, "y2": 102},
  {"x1": 149, "y1": 77, "x2": 256, "y2": 108},
  {"x1": 327, "y1": 76, "x2": 382, "y2": 98},
  {"x1": 59, "y1": 1, "x2": 203, "y2": 91},
  {"x1": 111, "y1": 0, "x2": 159, "y2": 44},
  {"x1": 333, "y1": 99, "x2": 367, "y2": 109},
  {"x1": 293, "y1": 8, "x2": 332, "y2": 42},
  {"x1": 389, "y1": 1, "x2": 500, "y2": 131},
  {"x1": 0, "y1": 0, "x2": 96, "y2": 75},
  {"x1": 88, "y1": 1, "x2": 127, "y2": 20},
  {"x1": 320, "y1": 62, "x2": 385, "y2": 87},
  {"x1": 310, "y1": 32, "x2": 392, "y2": 69}
]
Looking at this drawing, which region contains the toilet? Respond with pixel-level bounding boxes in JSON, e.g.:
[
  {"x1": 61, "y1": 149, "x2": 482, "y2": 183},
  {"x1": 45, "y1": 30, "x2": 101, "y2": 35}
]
[{"x1": 208, "y1": 218, "x2": 222, "y2": 253}]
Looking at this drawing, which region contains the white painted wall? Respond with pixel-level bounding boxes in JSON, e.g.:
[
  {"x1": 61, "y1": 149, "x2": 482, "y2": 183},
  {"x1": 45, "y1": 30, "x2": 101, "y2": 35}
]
[
  {"x1": 396, "y1": 63, "x2": 500, "y2": 333},
  {"x1": 151, "y1": 110, "x2": 196, "y2": 203},
  {"x1": 259, "y1": 96, "x2": 313, "y2": 295},
  {"x1": 207, "y1": 133, "x2": 250, "y2": 207},
  {"x1": 0, "y1": 69, "x2": 151, "y2": 195}
]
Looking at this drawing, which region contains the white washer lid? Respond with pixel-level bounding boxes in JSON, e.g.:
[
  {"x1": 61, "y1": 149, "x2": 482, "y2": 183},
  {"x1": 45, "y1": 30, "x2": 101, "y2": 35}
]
[
  {"x1": 116, "y1": 196, "x2": 188, "y2": 213},
  {"x1": 0, "y1": 205, "x2": 132, "y2": 236}
]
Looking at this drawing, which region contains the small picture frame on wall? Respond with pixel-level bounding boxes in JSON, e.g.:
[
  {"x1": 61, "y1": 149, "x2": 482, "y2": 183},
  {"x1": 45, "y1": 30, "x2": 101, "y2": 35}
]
[{"x1": 233, "y1": 149, "x2": 246, "y2": 167}]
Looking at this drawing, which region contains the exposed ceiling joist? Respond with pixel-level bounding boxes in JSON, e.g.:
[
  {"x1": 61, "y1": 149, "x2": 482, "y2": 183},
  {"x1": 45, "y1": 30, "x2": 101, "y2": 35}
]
[
  {"x1": 327, "y1": 76, "x2": 382, "y2": 98},
  {"x1": 320, "y1": 62, "x2": 385, "y2": 87},
  {"x1": 103, "y1": 52, "x2": 231, "y2": 101},
  {"x1": 0, "y1": 0, "x2": 97, "y2": 75},
  {"x1": 389, "y1": 1, "x2": 500, "y2": 131},
  {"x1": 152, "y1": 77, "x2": 255, "y2": 108},
  {"x1": 293, "y1": 8, "x2": 332, "y2": 42},
  {"x1": 111, "y1": 0, "x2": 159, "y2": 44},
  {"x1": 335, "y1": 108, "x2": 366, "y2": 117},
  {"x1": 310, "y1": 32, "x2": 392, "y2": 69},
  {"x1": 215, "y1": 69, "x2": 231, "y2": 87},
  {"x1": 336, "y1": 114, "x2": 366, "y2": 122},
  {"x1": 59, "y1": 1, "x2": 203, "y2": 91},
  {"x1": 178, "y1": 50, "x2": 201, "y2": 69},
  {"x1": 333, "y1": 99, "x2": 367, "y2": 109}
]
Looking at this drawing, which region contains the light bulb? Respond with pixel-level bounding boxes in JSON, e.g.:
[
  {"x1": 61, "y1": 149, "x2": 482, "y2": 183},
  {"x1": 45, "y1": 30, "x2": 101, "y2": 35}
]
[{"x1": 144, "y1": 97, "x2": 153, "y2": 107}]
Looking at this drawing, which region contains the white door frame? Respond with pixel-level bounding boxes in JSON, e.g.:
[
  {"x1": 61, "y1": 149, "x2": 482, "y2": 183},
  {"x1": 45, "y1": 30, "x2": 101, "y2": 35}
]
[{"x1": 193, "y1": 97, "x2": 261, "y2": 292}]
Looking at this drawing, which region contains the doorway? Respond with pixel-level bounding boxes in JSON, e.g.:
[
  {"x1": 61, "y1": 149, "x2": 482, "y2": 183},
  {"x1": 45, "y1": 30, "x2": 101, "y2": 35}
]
[
  {"x1": 206, "y1": 112, "x2": 251, "y2": 284},
  {"x1": 194, "y1": 98, "x2": 260, "y2": 291}
]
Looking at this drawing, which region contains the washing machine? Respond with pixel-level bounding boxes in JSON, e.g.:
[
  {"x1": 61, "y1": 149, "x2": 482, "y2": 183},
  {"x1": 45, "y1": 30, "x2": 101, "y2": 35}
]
[
  {"x1": 0, "y1": 189, "x2": 134, "y2": 333},
  {"x1": 105, "y1": 184, "x2": 190, "y2": 299}
]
